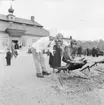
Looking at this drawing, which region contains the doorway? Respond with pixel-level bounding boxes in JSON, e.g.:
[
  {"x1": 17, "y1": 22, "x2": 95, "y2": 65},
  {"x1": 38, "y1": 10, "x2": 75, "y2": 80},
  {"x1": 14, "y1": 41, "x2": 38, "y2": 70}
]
[{"x1": 12, "y1": 40, "x2": 19, "y2": 49}]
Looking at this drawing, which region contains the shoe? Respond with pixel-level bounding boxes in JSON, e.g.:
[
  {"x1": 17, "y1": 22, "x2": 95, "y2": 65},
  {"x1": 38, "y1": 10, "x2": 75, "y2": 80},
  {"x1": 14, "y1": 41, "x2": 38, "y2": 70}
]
[
  {"x1": 6, "y1": 64, "x2": 10, "y2": 66},
  {"x1": 42, "y1": 71, "x2": 51, "y2": 75},
  {"x1": 56, "y1": 68, "x2": 61, "y2": 73},
  {"x1": 36, "y1": 73, "x2": 44, "y2": 78}
]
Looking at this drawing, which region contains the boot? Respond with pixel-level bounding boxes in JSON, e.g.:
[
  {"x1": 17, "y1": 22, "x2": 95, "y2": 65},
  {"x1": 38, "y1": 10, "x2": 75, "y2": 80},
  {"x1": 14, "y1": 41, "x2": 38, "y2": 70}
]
[
  {"x1": 36, "y1": 73, "x2": 44, "y2": 78},
  {"x1": 56, "y1": 68, "x2": 61, "y2": 73},
  {"x1": 56, "y1": 66, "x2": 68, "y2": 73},
  {"x1": 42, "y1": 71, "x2": 51, "y2": 75}
]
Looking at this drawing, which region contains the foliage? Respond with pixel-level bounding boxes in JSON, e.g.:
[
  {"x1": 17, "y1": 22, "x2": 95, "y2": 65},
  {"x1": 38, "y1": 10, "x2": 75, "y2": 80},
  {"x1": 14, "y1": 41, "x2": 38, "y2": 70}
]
[{"x1": 76, "y1": 39, "x2": 104, "y2": 57}]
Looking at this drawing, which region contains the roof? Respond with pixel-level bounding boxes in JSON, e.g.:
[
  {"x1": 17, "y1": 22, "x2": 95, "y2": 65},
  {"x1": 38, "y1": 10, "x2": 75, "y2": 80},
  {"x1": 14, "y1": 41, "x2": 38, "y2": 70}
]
[
  {"x1": 0, "y1": 14, "x2": 43, "y2": 27},
  {"x1": 0, "y1": 14, "x2": 49, "y2": 37},
  {"x1": 0, "y1": 20, "x2": 49, "y2": 37},
  {"x1": 63, "y1": 37, "x2": 71, "y2": 40},
  {"x1": 26, "y1": 28, "x2": 49, "y2": 37},
  {"x1": 5, "y1": 23, "x2": 49, "y2": 36}
]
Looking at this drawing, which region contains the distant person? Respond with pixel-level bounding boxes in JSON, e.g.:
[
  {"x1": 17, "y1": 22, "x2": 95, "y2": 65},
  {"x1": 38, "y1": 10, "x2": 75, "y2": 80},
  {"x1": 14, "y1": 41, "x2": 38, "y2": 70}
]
[
  {"x1": 14, "y1": 49, "x2": 18, "y2": 58},
  {"x1": 11, "y1": 42, "x2": 15, "y2": 57},
  {"x1": 5, "y1": 48, "x2": 12, "y2": 66},
  {"x1": 27, "y1": 46, "x2": 32, "y2": 54},
  {"x1": 15, "y1": 43, "x2": 18, "y2": 49},
  {"x1": 19, "y1": 45, "x2": 22, "y2": 49}
]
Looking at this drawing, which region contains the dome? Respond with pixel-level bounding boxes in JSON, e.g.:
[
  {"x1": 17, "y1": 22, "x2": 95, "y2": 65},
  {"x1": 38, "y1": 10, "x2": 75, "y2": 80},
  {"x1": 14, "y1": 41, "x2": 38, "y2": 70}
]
[{"x1": 8, "y1": 6, "x2": 14, "y2": 14}]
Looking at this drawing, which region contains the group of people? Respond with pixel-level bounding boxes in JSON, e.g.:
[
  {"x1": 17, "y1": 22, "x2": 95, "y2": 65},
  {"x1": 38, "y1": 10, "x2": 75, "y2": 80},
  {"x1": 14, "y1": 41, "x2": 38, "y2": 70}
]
[{"x1": 31, "y1": 33, "x2": 85, "y2": 78}]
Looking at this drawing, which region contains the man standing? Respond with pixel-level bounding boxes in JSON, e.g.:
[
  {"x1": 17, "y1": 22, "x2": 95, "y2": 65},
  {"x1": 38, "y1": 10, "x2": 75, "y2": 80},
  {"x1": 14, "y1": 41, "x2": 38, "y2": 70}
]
[
  {"x1": 31, "y1": 36, "x2": 55, "y2": 78},
  {"x1": 5, "y1": 48, "x2": 12, "y2": 66}
]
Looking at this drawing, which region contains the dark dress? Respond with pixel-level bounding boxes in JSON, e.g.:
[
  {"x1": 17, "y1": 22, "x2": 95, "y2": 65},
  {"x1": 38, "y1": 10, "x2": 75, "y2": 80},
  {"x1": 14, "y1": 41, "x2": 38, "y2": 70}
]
[
  {"x1": 5, "y1": 51, "x2": 12, "y2": 66},
  {"x1": 49, "y1": 41, "x2": 62, "y2": 69}
]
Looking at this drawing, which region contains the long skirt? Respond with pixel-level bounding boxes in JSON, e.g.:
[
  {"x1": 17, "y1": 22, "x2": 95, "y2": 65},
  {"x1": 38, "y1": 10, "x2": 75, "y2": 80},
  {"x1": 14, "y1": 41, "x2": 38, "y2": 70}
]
[{"x1": 49, "y1": 47, "x2": 61, "y2": 69}]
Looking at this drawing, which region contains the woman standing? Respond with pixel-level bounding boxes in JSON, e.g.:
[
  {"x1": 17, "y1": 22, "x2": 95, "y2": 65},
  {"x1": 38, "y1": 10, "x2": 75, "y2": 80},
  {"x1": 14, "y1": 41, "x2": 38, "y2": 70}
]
[{"x1": 49, "y1": 33, "x2": 63, "y2": 72}]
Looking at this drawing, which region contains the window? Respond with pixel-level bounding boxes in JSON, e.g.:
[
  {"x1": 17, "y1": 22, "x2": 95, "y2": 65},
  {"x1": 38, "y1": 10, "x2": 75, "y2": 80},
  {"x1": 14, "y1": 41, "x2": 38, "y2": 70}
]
[{"x1": 2, "y1": 38, "x2": 8, "y2": 47}]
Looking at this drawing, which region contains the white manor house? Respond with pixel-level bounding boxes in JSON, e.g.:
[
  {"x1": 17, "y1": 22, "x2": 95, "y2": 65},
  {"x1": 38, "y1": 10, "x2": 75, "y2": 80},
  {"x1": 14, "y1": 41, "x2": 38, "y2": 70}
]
[{"x1": 0, "y1": 6, "x2": 70, "y2": 50}]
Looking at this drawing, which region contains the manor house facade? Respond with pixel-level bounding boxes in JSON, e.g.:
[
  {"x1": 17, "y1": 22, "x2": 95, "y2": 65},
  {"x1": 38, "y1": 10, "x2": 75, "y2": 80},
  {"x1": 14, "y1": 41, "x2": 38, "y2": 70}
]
[
  {"x1": 0, "y1": 6, "x2": 71, "y2": 50},
  {"x1": 0, "y1": 6, "x2": 49, "y2": 50}
]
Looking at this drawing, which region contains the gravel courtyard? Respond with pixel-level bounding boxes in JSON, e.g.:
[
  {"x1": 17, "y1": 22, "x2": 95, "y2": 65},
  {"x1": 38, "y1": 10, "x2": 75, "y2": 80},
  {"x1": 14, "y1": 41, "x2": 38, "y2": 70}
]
[{"x1": 0, "y1": 51, "x2": 104, "y2": 105}]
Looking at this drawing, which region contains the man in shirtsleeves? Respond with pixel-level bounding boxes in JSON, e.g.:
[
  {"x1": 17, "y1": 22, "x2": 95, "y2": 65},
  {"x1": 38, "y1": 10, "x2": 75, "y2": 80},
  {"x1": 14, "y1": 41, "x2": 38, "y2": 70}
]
[{"x1": 31, "y1": 35, "x2": 55, "y2": 78}]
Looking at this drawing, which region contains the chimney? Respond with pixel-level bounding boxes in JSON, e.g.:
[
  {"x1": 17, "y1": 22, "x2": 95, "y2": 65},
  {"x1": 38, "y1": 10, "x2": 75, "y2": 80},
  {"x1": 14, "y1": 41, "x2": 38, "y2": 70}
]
[
  {"x1": 70, "y1": 36, "x2": 72, "y2": 40},
  {"x1": 31, "y1": 16, "x2": 35, "y2": 22}
]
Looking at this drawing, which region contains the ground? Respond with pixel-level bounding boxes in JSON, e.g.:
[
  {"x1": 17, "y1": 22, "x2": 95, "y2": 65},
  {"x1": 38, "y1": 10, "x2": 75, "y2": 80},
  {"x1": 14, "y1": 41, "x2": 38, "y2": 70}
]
[{"x1": 0, "y1": 50, "x2": 104, "y2": 105}]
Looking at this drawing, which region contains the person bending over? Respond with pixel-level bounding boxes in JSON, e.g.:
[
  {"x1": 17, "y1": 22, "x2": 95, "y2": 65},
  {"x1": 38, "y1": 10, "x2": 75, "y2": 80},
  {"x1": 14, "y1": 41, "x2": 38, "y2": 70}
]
[{"x1": 31, "y1": 35, "x2": 55, "y2": 78}]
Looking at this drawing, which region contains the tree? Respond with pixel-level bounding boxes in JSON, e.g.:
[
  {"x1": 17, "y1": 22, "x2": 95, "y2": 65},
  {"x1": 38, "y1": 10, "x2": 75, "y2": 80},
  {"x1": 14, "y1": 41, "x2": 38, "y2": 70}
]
[
  {"x1": 77, "y1": 46, "x2": 82, "y2": 57},
  {"x1": 92, "y1": 47, "x2": 97, "y2": 57},
  {"x1": 86, "y1": 48, "x2": 92, "y2": 56}
]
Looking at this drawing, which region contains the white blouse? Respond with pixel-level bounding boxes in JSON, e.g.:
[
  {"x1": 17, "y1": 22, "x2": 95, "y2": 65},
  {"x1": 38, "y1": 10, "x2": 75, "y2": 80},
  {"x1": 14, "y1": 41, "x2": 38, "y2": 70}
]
[{"x1": 31, "y1": 36, "x2": 55, "y2": 54}]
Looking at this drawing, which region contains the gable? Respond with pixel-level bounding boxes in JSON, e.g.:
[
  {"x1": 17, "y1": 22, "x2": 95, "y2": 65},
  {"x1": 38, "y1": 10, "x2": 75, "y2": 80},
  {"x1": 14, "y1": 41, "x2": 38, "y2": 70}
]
[{"x1": 0, "y1": 14, "x2": 42, "y2": 27}]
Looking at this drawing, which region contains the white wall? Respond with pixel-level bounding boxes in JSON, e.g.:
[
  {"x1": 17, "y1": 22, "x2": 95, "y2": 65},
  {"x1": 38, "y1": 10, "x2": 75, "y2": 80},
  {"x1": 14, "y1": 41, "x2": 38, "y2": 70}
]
[
  {"x1": 21, "y1": 35, "x2": 41, "y2": 48},
  {"x1": 0, "y1": 31, "x2": 9, "y2": 50},
  {"x1": 64, "y1": 39, "x2": 70, "y2": 43},
  {"x1": 0, "y1": 31, "x2": 42, "y2": 50},
  {"x1": 0, "y1": 20, "x2": 47, "y2": 50},
  {"x1": 0, "y1": 21, "x2": 9, "y2": 31}
]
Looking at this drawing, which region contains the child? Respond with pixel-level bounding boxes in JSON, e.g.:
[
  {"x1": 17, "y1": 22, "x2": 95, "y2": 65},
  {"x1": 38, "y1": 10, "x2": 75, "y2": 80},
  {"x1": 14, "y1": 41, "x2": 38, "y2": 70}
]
[
  {"x1": 5, "y1": 48, "x2": 12, "y2": 66},
  {"x1": 14, "y1": 49, "x2": 18, "y2": 58}
]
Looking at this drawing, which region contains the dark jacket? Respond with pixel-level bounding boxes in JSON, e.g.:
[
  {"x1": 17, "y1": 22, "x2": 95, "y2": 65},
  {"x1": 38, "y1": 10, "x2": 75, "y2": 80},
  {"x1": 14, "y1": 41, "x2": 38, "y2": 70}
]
[{"x1": 6, "y1": 51, "x2": 12, "y2": 59}]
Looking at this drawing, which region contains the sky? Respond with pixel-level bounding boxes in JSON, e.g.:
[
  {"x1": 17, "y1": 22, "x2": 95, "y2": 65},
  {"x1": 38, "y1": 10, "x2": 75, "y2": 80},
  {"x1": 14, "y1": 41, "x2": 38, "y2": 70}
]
[{"x1": 0, "y1": 0, "x2": 104, "y2": 41}]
